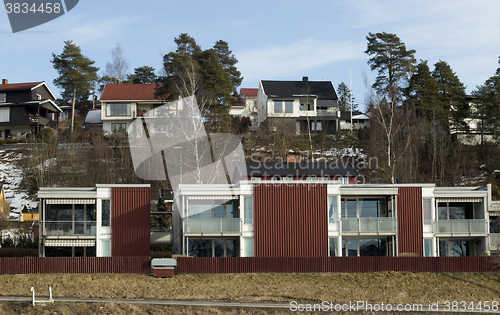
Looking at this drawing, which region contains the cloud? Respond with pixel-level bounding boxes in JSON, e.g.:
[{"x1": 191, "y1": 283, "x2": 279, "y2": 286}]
[{"x1": 237, "y1": 38, "x2": 366, "y2": 83}]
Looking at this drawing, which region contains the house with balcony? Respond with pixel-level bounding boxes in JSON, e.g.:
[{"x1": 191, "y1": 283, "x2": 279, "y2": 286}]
[
  {"x1": 230, "y1": 88, "x2": 259, "y2": 128},
  {"x1": 255, "y1": 77, "x2": 344, "y2": 135},
  {"x1": 100, "y1": 84, "x2": 174, "y2": 134},
  {"x1": 172, "y1": 161, "x2": 494, "y2": 258},
  {"x1": 37, "y1": 184, "x2": 150, "y2": 257},
  {"x1": 0, "y1": 79, "x2": 61, "y2": 139}
]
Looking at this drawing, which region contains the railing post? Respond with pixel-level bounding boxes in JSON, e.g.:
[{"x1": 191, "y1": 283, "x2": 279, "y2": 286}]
[
  {"x1": 220, "y1": 219, "x2": 223, "y2": 234},
  {"x1": 31, "y1": 287, "x2": 35, "y2": 306},
  {"x1": 377, "y1": 218, "x2": 380, "y2": 234}
]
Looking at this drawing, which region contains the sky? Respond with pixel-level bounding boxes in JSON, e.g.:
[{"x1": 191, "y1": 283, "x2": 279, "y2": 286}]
[{"x1": 1, "y1": 0, "x2": 500, "y2": 112}]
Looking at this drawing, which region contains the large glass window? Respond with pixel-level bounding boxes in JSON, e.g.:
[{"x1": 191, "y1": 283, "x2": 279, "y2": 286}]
[
  {"x1": 328, "y1": 196, "x2": 338, "y2": 223},
  {"x1": 359, "y1": 199, "x2": 385, "y2": 218},
  {"x1": 44, "y1": 202, "x2": 96, "y2": 236},
  {"x1": 0, "y1": 93, "x2": 5, "y2": 102},
  {"x1": 342, "y1": 238, "x2": 388, "y2": 256},
  {"x1": 106, "y1": 103, "x2": 131, "y2": 116},
  {"x1": 244, "y1": 238, "x2": 254, "y2": 257},
  {"x1": 188, "y1": 239, "x2": 239, "y2": 257},
  {"x1": 188, "y1": 199, "x2": 239, "y2": 219},
  {"x1": 244, "y1": 196, "x2": 253, "y2": 224},
  {"x1": 284, "y1": 101, "x2": 293, "y2": 113},
  {"x1": 329, "y1": 237, "x2": 338, "y2": 256},
  {"x1": 439, "y1": 240, "x2": 474, "y2": 256},
  {"x1": 437, "y1": 202, "x2": 474, "y2": 220},
  {"x1": 341, "y1": 198, "x2": 387, "y2": 218},
  {"x1": 424, "y1": 238, "x2": 432, "y2": 257}
]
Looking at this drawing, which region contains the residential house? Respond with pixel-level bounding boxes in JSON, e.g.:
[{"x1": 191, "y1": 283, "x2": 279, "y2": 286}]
[
  {"x1": 255, "y1": 77, "x2": 343, "y2": 135},
  {"x1": 172, "y1": 162, "x2": 494, "y2": 258},
  {"x1": 100, "y1": 84, "x2": 171, "y2": 134},
  {"x1": 339, "y1": 112, "x2": 371, "y2": 130},
  {"x1": 84, "y1": 109, "x2": 103, "y2": 131},
  {"x1": 230, "y1": 88, "x2": 259, "y2": 128},
  {"x1": 37, "y1": 184, "x2": 150, "y2": 257},
  {"x1": 451, "y1": 95, "x2": 497, "y2": 145},
  {"x1": 0, "y1": 79, "x2": 61, "y2": 139}
]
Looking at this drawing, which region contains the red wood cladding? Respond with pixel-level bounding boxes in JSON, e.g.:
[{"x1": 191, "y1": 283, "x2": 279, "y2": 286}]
[
  {"x1": 397, "y1": 187, "x2": 423, "y2": 256},
  {"x1": 0, "y1": 257, "x2": 150, "y2": 274},
  {"x1": 177, "y1": 257, "x2": 500, "y2": 273},
  {"x1": 111, "y1": 187, "x2": 151, "y2": 257},
  {"x1": 254, "y1": 183, "x2": 328, "y2": 257}
]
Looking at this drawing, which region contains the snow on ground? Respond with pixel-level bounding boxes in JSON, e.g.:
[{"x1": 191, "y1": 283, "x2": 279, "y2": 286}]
[{"x1": 0, "y1": 149, "x2": 38, "y2": 218}]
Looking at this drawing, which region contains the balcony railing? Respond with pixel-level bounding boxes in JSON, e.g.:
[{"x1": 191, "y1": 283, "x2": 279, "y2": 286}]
[
  {"x1": 43, "y1": 221, "x2": 96, "y2": 236},
  {"x1": 434, "y1": 219, "x2": 487, "y2": 235},
  {"x1": 489, "y1": 234, "x2": 500, "y2": 249},
  {"x1": 341, "y1": 217, "x2": 397, "y2": 234},
  {"x1": 316, "y1": 109, "x2": 338, "y2": 116},
  {"x1": 184, "y1": 218, "x2": 242, "y2": 235}
]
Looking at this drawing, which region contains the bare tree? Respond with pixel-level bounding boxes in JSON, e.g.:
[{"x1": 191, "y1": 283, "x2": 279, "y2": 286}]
[
  {"x1": 105, "y1": 42, "x2": 129, "y2": 84},
  {"x1": 367, "y1": 85, "x2": 419, "y2": 184}
]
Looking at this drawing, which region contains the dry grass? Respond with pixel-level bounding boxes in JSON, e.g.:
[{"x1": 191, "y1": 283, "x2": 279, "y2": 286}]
[{"x1": 0, "y1": 272, "x2": 498, "y2": 305}]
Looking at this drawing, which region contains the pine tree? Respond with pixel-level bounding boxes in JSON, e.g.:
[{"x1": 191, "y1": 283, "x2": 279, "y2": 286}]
[
  {"x1": 158, "y1": 33, "x2": 242, "y2": 132},
  {"x1": 127, "y1": 66, "x2": 157, "y2": 84},
  {"x1": 52, "y1": 40, "x2": 99, "y2": 134},
  {"x1": 337, "y1": 82, "x2": 358, "y2": 112},
  {"x1": 473, "y1": 57, "x2": 500, "y2": 144},
  {"x1": 431, "y1": 60, "x2": 467, "y2": 133},
  {"x1": 365, "y1": 32, "x2": 416, "y2": 105}
]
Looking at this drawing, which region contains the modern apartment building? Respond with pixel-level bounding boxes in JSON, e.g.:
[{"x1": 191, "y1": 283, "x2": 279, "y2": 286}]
[
  {"x1": 37, "y1": 184, "x2": 150, "y2": 257},
  {"x1": 172, "y1": 162, "x2": 495, "y2": 258}
]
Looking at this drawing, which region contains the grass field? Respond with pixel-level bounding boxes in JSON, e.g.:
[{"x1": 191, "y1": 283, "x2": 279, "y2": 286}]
[{"x1": 0, "y1": 272, "x2": 498, "y2": 314}]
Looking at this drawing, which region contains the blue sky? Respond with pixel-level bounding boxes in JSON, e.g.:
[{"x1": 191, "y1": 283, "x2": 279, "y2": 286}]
[{"x1": 1, "y1": 0, "x2": 500, "y2": 111}]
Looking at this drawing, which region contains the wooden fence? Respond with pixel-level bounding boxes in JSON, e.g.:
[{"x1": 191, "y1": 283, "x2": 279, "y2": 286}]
[
  {"x1": 177, "y1": 257, "x2": 500, "y2": 274},
  {"x1": 0, "y1": 257, "x2": 151, "y2": 274}
]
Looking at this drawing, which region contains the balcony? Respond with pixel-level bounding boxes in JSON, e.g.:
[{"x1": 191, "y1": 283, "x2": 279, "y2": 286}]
[
  {"x1": 43, "y1": 221, "x2": 96, "y2": 236},
  {"x1": 184, "y1": 218, "x2": 242, "y2": 236},
  {"x1": 341, "y1": 217, "x2": 397, "y2": 235},
  {"x1": 434, "y1": 219, "x2": 487, "y2": 236},
  {"x1": 489, "y1": 234, "x2": 500, "y2": 249},
  {"x1": 316, "y1": 109, "x2": 338, "y2": 116}
]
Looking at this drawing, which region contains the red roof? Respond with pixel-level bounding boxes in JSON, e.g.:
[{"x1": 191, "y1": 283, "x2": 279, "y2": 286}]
[
  {"x1": 0, "y1": 82, "x2": 44, "y2": 92},
  {"x1": 100, "y1": 84, "x2": 164, "y2": 101},
  {"x1": 240, "y1": 88, "x2": 258, "y2": 98}
]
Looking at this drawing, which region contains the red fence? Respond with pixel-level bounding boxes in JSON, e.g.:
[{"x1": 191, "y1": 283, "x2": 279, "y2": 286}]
[
  {"x1": 177, "y1": 257, "x2": 500, "y2": 274},
  {"x1": 0, "y1": 257, "x2": 151, "y2": 274}
]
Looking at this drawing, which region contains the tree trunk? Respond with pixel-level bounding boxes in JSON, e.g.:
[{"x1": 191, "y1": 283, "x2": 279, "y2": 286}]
[{"x1": 71, "y1": 86, "x2": 77, "y2": 136}]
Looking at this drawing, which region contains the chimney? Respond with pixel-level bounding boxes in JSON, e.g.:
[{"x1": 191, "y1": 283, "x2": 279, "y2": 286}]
[
  {"x1": 2, "y1": 79, "x2": 7, "y2": 85},
  {"x1": 302, "y1": 76, "x2": 308, "y2": 82}
]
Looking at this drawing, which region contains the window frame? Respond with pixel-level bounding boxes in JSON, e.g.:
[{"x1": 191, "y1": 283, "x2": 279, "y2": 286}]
[{"x1": 106, "y1": 103, "x2": 131, "y2": 117}]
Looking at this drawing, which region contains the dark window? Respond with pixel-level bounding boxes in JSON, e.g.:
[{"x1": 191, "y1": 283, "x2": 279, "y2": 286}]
[{"x1": 102, "y1": 200, "x2": 110, "y2": 227}]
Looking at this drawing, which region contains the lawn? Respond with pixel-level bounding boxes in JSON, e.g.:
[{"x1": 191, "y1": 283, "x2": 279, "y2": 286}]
[{"x1": 0, "y1": 272, "x2": 498, "y2": 305}]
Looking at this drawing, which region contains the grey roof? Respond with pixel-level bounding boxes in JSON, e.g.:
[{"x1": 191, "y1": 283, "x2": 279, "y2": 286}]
[
  {"x1": 261, "y1": 80, "x2": 337, "y2": 100},
  {"x1": 84, "y1": 110, "x2": 102, "y2": 124},
  {"x1": 240, "y1": 162, "x2": 359, "y2": 178}
]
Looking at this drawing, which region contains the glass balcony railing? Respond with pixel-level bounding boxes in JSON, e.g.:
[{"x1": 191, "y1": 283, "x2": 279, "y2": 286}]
[
  {"x1": 489, "y1": 234, "x2": 500, "y2": 249},
  {"x1": 341, "y1": 217, "x2": 397, "y2": 234},
  {"x1": 184, "y1": 218, "x2": 242, "y2": 234},
  {"x1": 43, "y1": 221, "x2": 96, "y2": 236},
  {"x1": 434, "y1": 219, "x2": 486, "y2": 235}
]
